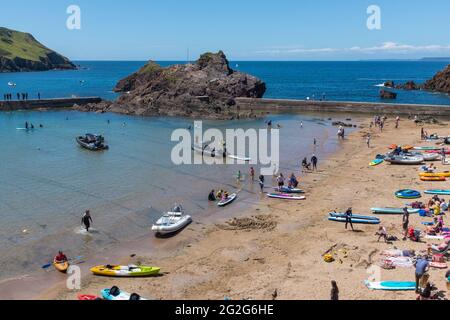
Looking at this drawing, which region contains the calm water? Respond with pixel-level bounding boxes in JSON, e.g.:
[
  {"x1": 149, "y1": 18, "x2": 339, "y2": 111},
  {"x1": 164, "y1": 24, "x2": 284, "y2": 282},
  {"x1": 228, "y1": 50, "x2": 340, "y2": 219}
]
[
  {"x1": 1, "y1": 60, "x2": 449, "y2": 105},
  {"x1": 0, "y1": 110, "x2": 350, "y2": 280}
]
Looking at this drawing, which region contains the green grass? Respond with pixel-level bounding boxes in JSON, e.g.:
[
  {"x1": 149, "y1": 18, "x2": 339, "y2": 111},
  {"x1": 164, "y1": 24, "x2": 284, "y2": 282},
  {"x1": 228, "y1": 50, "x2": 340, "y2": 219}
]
[{"x1": 0, "y1": 27, "x2": 51, "y2": 62}]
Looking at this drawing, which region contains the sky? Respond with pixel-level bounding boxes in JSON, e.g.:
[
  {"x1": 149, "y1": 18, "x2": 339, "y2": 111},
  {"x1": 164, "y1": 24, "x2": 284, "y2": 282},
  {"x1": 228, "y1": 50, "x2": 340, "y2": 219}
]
[{"x1": 1, "y1": 0, "x2": 450, "y2": 61}]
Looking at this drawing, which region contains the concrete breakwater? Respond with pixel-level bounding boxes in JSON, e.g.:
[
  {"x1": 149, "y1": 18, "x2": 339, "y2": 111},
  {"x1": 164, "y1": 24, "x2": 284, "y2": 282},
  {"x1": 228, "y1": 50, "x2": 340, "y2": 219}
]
[
  {"x1": 0, "y1": 97, "x2": 102, "y2": 111},
  {"x1": 235, "y1": 97, "x2": 450, "y2": 117}
]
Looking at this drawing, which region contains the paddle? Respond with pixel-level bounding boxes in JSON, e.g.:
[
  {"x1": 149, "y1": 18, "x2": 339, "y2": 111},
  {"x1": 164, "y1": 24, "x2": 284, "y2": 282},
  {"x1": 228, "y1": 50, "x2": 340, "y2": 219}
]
[{"x1": 41, "y1": 255, "x2": 84, "y2": 269}]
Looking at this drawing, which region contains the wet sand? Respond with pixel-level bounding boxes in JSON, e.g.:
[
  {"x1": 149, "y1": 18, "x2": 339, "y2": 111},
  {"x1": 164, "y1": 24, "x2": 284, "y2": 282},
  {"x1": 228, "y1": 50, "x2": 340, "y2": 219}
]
[{"x1": 30, "y1": 117, "x2": 450, "y2": 300}]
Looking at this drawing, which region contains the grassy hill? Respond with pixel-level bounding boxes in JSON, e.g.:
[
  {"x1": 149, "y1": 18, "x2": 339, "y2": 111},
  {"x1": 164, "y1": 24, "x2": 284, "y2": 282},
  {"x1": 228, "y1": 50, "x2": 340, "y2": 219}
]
[{"x1": 0, "y1": 27, "x2": 76, "y2": 72}]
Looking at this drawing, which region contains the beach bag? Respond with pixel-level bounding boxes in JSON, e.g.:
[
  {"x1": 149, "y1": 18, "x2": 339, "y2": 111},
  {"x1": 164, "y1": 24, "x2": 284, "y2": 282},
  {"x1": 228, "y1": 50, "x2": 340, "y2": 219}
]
[{"x1": 323, "y1": 254, "x2": 335, "y2": 263}]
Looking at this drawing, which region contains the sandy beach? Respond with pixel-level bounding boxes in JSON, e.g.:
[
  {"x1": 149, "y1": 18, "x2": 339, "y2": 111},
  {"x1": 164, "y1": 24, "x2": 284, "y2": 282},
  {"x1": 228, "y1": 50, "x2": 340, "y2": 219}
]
[{"x1": 37, "y1": 115, "x2": 450, "y2": 301}]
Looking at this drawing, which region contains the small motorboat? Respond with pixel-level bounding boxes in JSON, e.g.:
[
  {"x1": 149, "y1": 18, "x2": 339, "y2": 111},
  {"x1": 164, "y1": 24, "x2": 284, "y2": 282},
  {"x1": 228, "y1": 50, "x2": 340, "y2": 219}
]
[
  {"x1": 217, "y1": 193, "x2": 237, "y2": 207},
  {"x1": 403, "y1": 152, "x2": 440, "y2": 162},
  {"x1": 152, "y1": 206, "x2": 192, "y2": 235},
  {"x1": 7, "y1": 82, "x2": 16, "y2": 87},
  {"x1": 385, "y1": 155, "x2": 424, "y2": 165},
  {"x1": 76, "y1": 133, "x2": 109, "y2": 151}
]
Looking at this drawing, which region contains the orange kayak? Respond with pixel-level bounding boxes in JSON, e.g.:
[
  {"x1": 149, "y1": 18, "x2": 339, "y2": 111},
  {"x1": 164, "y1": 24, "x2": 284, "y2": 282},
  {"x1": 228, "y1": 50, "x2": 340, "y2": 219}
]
[
  {"x1": 53, "y1": 261, "x2": 70, "y2": 273},
  {"x1": 421, "y1": 176, "x2": 446, "y2": 182}
]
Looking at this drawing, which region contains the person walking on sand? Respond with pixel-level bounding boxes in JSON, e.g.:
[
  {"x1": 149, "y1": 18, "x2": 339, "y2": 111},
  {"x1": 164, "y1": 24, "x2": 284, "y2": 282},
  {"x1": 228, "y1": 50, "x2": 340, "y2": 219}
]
[
  {"x1": 330, "y1": 281, "x2": 339, "y2": 300},
  {"x1": 395, "y1": 116, "x2": 400, "y2": 129},
  {"x1": 276, "y1": 173, "x2": 285, "y2": 188},
  {"x1": 311, "y1": 155, "x2": 318, "y2": 171},
  {"x1": 250, "y1": 167, "x2": 255, "y2": 182},
  {"x1": 258, "y1": 174, "x2": 265, "y2": 193},
  {"x1": 345, "y1": 208, "x2": 354, "y2": 231},
  {"x1": 414, "y1": 256, "x2": 430, "y2": 293},
  {"x1": 366, "y1": 134, "x2": 371, "y2": 148},
  {"x1": 82, "y1": 210, "x2": 93, "y2": 232},
  {"x1": 441, "y1": 148, "x2": 447, "y2": 165},
  {"x1": 402, "y1": 207, "x2": 410, "y2": 241}
]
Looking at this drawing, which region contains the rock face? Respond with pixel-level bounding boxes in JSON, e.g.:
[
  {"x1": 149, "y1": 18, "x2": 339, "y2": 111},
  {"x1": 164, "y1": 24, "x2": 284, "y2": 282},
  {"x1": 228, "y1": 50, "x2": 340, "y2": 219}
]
[
  {"x1": 423, "y1": 64, "x2": 450, "y2": 94},
  {"x1": 77, "y1": 51, "x2": 266, "y2": 119},
  {"x1": 380, "y1": 90, "x2": 397, "y2": 99},
  {"x1": 0, "y1": 27, "x2": 76, "y2": 72},
  {"x1": 395, "y1": 81, "x2": 420, "y2": 90}
]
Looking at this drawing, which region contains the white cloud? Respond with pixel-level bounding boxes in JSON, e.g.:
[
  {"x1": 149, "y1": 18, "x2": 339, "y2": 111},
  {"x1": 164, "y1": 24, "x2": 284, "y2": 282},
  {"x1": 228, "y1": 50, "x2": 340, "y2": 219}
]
[{"x1": 256, "y1": 42, "x2": 450, "y2": 56}]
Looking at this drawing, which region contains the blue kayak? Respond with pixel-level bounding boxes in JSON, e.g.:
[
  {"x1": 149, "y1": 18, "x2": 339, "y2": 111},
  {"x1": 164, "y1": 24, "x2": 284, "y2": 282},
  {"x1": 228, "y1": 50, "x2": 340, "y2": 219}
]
[
  {"x1": 395, "y1": 189, "x2": 421, "y2": 199},
  {"x1": 365, "y1": 281, "x2": 416, "y2": 291},
  {"x1": 424, "y1": 190, "x2": 450, "y2": 196},
  {"x1": 329, "y1": 212, "x2": 380, "y2": 221},
  {"x1": 328, "y1": 217, "x2": 380, "y2": 225},
  {"x1": 371, "y1": 207, "x2": 419, "y2": 215}
]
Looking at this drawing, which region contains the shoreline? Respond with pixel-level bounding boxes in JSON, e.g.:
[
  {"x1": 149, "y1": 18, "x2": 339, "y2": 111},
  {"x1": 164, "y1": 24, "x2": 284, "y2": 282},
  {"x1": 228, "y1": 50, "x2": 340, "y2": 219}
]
[{"x1": 36, "y1": 115, "x2": 450, "y2": 300}]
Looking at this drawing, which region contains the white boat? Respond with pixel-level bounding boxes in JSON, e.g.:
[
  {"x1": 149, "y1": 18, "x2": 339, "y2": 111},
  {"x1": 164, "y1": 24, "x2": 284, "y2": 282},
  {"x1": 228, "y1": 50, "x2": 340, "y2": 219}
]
[
  {"x1": 405, "y1": 152, "x2": 440, "y2": 161},
  {"x1": 217, "y1": 193, "x2": 237, "y2": 207},
  {"x1": 7, "y1": 82, "x2": 16, "y2": 87},
  {"x1": 385, "y1": 155, "x2": 424, "y2": 165},
  {"x1": 151, "y1": 207, "x2": 192, "y2": 235}
]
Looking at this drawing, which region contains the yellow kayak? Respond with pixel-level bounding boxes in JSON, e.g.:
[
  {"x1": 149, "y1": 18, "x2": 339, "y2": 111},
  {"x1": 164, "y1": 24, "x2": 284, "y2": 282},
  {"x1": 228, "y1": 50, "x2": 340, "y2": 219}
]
[
  {"x1": 90, "y1": 265, "x2": 160, "y2": 277},
  {"x1": 419, "y1": 172, "x2": 450, "y2": 178},
  {"x1": 53, "y1": 261, "x2": 70, "y2": 273}
]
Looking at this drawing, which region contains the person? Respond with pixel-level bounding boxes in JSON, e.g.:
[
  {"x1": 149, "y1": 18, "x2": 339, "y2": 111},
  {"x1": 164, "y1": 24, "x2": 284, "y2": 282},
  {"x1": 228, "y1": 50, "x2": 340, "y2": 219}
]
[
  {"x1": 300, "y1": 121, "x2": 303, "y2": 128},
  {"x1": 258, "y1": 175, "x2": 265, "y2": 193},
  {"x1": 375, "y1": 226, "x2": 388, "y2": 243},
  {"x1": 81, "y1": 210, "x2": 93, "y2": 232},
  {"x1": 277, "y1": 173, "x2": 285, "y2": 188},
  {"x1": 441, "y1": 148, "x2": 447, "y2": 165},
  {"x1": 302, "y1": 157, "x2": 311, "y2": 171},
  {"x1": 345, "y1": 208, "x2": 354, "y2": 231},
  {"x1": 250, "y1": 167, "x2": 255, "y2": 182},
  {"x1": 330, "y1": 281, "x2": 339, "y2": 300},
  {"x1": 54, "y1": 251, "x2": 68, "y2": 263},
  {"x1": 25, "y1": 121, "x2": 29, "y2": 129},
  {"x1": 216, "y1": 190, "x2": 224, "y2": 199},
  {"x1": 311, "y1": 155, "x2": 318, "y2": 171},
  {"x1": 208, "y1": 190, "x2": 216, "y2": 202},
  {"x1": 223, "y1": 191, "x2": 229, "y2": 200},
  {"x1": 313, "y1": 138, "x2": 317, "y2": 146},
  {"x1": 38, "y1": 92, "x2": 41, "y2": 100},
  {"x1": 236, "y1": 170, "x2": 242, "y2": 182},
  {"x1": 366, "y1": 134, "x2": 371, "y2": 148},
  {"x1": 30, "y1": 123, "x2": 34, "y2": 129},
  {"x1": 417, "y1": 283, "x2": 433, "y2": 300},
  {"x1": 421, "y1": 128, "x2": 425, "y2": 140},
  {"x1": 414, "y1": 256, "x2": 430, "y2": 293},
  {"x1": 402, "y1": 207, "x2": 410, "y2": 241},
  {"x1": 395, "y1": 116, "x2": 400, "y2": 129},
  {"x1": 289, "y1": 173, "x2": 298, "y2": 188}
]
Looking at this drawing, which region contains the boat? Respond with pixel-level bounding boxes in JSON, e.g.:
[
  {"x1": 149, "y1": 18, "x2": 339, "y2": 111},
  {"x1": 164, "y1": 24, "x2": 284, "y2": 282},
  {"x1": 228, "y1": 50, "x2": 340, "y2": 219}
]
[
  {"x1": 395, "y1": 189, "x2": 421, "y2": 199},
  {"x1": 369, "y1": 159, "x2": 384, "y2": 166},
  {"x1": 90, "y1": 265, "x2": 160, "y2": 277},
  {"x1": 365, "y1": 281, "x2": 416, "y2": 291},
  {"x1": 53, "y1": 261, "x2": 70, "y2": 273},
  {"x1": 420, "y1": 171, "x2": 450, "y2": 178},
  {"x1": 76, "y1": 134, "x2": 109, "y2": 151},
  {"x1": 371, "y1": 207, "x2": 419, "y2": 215},
  {"x1": 101, "y1": 287, "x2": 147, "y2": 300},
  {"x1": 328, "y1": 217, "x2": 380, "y2": 225},
  {"x1": 217, "y1": 193, "x2": 237, "y2": 207},
  {"x1": 228, "y1": 154, "x2": 251, "y2": 162},
  {"x1": 267, "y1": 193, "x2": 306, "y2": 200},
  {"x1": 151, "y1": 207, "x2": 192, "y2": 235},
  {"x1": 385, "y1": 155, "x2": 424, "y2": 165},
  {"x1": 420, "y1": 176, "x2": 446, "y2": 182},
  {"x1": 274, "y1": 187, "x2": 305, "y2": 194},
  {"x1": 7, "y1": 82, "x2": 16, "y2": 87},
  {"x1": 404, "y1": 152, "x2": 440, "y2": 161},
  {"x1": 424, "y1": 190, "x2": 450, "y2": 196},
  {"x1": 329, "y1": 212, "x2": 380, "y2": 221}
]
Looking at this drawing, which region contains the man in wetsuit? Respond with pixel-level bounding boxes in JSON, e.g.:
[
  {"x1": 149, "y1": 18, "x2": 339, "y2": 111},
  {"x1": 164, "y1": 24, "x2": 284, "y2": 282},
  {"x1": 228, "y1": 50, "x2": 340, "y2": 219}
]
[
  {"x1": 208, "y1": 190, "x2": 216, "y2": 202},
  {"x1": 82, "y1": 210, "x2": 93, "y2": 232},
  {"x1": 345, "y1": 208, "x2": 354, "y2": 231}
]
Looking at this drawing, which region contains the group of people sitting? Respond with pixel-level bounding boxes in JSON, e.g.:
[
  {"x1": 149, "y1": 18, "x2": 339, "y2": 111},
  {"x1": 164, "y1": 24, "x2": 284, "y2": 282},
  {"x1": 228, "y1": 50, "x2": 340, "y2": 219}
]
[{"x1": 208, "y1": 189, "x2": 230, "y2": 202}]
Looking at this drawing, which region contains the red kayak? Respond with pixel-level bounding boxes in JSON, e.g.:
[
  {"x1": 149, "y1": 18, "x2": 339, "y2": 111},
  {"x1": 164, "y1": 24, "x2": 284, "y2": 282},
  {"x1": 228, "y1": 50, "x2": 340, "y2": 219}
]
[
  {"x1": 426, "y1": 150, "x2": 450, "y2": 154},
  {"x1": 78, "y1": 294, "x2": 101, "y2": 300}
]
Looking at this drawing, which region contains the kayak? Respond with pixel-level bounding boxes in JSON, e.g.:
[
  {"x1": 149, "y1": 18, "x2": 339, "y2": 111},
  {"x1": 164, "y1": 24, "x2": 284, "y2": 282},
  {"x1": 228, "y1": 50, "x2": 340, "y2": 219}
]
[
  {"x1": 371, "y1": 207, "x2": 419, "y2": 215},
  {"x1": 424, "y1": 190, "x2": 450, "y2": 196},
  {"x1": 53, "y1": 261, "x2": 70, "y2": 273},
  {"x1": 217, "y1": 193, "x2": 237, "y2": 207},
  {"x1": 365, "y1": 281, "x2": 416, "y2": 291},
  {"x1": 369, "y1": 159, "x2": 384, "y2": 166},
  {"x1": 329, "y1": 212, "x2": 380, "y2": 221},
  {"x1": 101, "y1": 287, "x2": 147, "y2": 301},
  {"x1": 78, "y1": 294, "x2": 101, "y2": 300},
  {"x1": 274, "y1": 187, "x2": 305, "y2": 194},
  {"x1": 414, "y1": 146, "x2": 441, "y2": 151},
  {"x1": 420, "y1": 172, "x2": 450, "y2": 178},
  {"x1": 425, "y1": 150, "x2": 450, "y2": 155},
  {"x1": 267, "y1": 193, "x2": 306, "y2": 200},
  {"x1": 420, "y1": 176, "x2": 446, "y2": 182},
  {"x1": 328, "y1": 217, "x2": 380, "y2": 225},
  {"x1": 90, "y1": 265, "x2": 160, "y2": 277},
  {"x1": 395, "y1": 190, "x2": 421, "y2": 199},
  {"x1": 385, "y1": 156, "x2": 424, "y2": 165}
]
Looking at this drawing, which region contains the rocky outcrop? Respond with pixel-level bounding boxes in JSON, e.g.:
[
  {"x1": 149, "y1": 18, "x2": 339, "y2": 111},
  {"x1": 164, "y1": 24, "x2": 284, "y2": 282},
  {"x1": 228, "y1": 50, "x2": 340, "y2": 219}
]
[
  {"x1": 384, "y1": 81, "x2": 395, "y2": 88},
  {"x1": 395, "y1": 81, "x2": 420, "y2": 90},
  {"x1": 0, "y1": 27, "x2": 76, "y2": 72},
  {"x1": 380, "y1": 90, "x2": 397, "y2": 99},
  {"x1": 76, "y1": 51, "x2": 266, "y2": 119},
  {"x1": 423, "y1": 64, "x2": 450, "y2": 94}
]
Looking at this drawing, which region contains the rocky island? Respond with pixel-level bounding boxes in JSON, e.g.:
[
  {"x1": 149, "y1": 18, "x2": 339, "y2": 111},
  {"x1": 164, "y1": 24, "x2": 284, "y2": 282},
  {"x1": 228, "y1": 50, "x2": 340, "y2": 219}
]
[
  {"x1": 75, "y1": 51, "x2": 266, "y2": 119},
  {"x1": 0, "y1": 27, "x2": 76, "y2": 72}
]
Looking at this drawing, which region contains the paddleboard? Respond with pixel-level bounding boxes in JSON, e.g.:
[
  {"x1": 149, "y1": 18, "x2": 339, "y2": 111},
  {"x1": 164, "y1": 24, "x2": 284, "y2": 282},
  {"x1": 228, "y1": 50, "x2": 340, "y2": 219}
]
[
  {"x1": 424, "y1": 190, "x2": 450, "y2": 196},
  {"x1": 329, "y1": 212, "x2": 380, "y2": 221},
  {"x1": 369, "y1": 159, "x2": 384, "y2": 166},
  {"x1": 267, "y1": 193, "x2": 306, "y2": 200},
  {"x1": 228, "y1": 155, "x2": 251, "y2": 162},
  {"x1": 365, "y1": 280, "x2": 416, "y2": 291},
  {"x1": 328, "y1": 217, "x2": 380, "y2": 225},
  {"x1": 371, "y1": 207, "x2": 419, "y2": 215},
  {"x1": 217, "y1": 193, "x2": 237, "y2": 207},
  {"x1": 274, "y1": 187, "x2": 305, "y2": 194}
]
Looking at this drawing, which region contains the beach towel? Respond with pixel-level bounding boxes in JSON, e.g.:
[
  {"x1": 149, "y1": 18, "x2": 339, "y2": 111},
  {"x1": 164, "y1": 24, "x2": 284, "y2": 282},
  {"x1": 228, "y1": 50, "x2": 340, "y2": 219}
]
[{"x1": 381, "y1": 257, "x2": 414, "y2": 268}]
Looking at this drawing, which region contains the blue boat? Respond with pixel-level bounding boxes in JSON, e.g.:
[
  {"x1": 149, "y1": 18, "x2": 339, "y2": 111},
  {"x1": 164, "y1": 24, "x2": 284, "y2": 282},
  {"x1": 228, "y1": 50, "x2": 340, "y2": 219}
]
[{"x1": 395, "y1": 189, "x2": 421, "y2": 199}]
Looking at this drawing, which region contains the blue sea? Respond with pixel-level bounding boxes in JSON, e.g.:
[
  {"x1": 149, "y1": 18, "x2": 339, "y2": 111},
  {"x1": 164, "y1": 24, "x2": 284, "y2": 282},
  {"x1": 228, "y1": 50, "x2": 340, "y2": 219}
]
[{"x1": 1, "y1": 60, "x2": 449, "y2": 105}]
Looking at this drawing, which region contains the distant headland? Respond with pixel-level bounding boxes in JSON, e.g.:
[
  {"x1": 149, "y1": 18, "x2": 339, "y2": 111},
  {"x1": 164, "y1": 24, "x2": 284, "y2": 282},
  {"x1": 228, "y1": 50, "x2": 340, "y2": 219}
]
[{"x1": 0, "y1": 27, "x2": 76, "y2": 73}]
